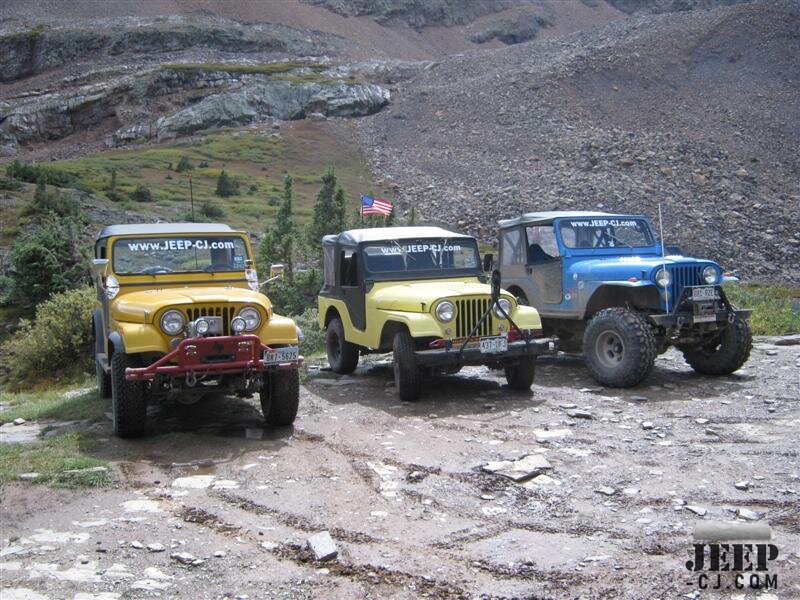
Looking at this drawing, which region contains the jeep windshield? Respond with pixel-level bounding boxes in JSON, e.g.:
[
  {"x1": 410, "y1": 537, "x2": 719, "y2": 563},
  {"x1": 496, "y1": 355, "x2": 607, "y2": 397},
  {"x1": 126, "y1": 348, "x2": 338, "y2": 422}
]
[
  {"x1": 559, "y1": 218, "x2": 655, "y2": 249},
  {"x1": 112, "y1": 235, "x2": 250, "y2": 275},
  {"x1": 362, "y1": 238, "x2": 481, "y2": 278}
]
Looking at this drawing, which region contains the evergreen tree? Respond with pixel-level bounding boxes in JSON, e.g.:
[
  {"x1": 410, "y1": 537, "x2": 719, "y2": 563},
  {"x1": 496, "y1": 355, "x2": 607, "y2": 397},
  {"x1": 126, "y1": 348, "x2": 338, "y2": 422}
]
[
  {"x1": 308, "y1": 167, "x2": 338, "y2": 245},
  {"x1": 333, "y1": 186, "x2": 346, "y2": 234},
  {"x1": 215, "y1": 170, "x2": 240, "y2": 197},
  {"x1": 385, "y1": 206, "x2": 396, "y2": 226},
  {"x1": 260, "y1": 174, "x2": 296, "y2": 281},
  {"x1": 408, "y1": 206, "x2": 416, "y2": 225},
  {"x1": 109, "y1": 168, "x2": 117, "y2": 191}
]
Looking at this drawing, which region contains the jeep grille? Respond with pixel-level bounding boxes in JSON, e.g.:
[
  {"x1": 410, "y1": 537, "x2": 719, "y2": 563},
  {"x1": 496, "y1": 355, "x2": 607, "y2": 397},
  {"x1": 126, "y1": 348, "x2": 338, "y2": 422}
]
[
  {"x1": 455, "y1": 298, "x2": 495, "y2": 338},
  {"x1": 184, "y1": 305, "x2": 237, "y2": 336},
  {"x1": 666, "y1": 265, "x2": 704, "y2": 301}
]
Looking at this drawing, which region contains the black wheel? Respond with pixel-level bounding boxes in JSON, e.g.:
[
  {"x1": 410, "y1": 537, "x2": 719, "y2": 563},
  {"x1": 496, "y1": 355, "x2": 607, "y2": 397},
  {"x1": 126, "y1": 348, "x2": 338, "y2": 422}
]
[
  {"x1": 583, "y1": 308, "x2": 656, "y2": 387},
  {"x1": 262, "y1": 369, "x2": 300, "y2": 426},
  {"x1": 110, "y1": 352, "x2": 146, "y2": 438},
  {"x1": 326, "y1": 318, "x2": 359, "y2": 374},
  {"x1": 682, "y1": 317, "x2": 752, "y2": 375},
  {"x1": 504, "y1": 358, "x2": 536, "y2": 390},
  {"x1": 96, "y1": 358, "x2": 112, "y2": 399},
  {"x1": 393, "y1": 331, "x2": 422, "y2": 402}
]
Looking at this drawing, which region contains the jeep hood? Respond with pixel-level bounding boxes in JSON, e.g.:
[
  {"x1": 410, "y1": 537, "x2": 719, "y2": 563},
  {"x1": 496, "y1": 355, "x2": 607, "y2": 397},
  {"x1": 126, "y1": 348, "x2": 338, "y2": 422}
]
[
  {"x1": 112, "y1": 287, "x2": 271, "y2": 323},
  {"x1": 569, "y1": 256, "x2": 717, "y2": 282},
  {"x1": 371, "y1": 280, "x2": 508, "y2": 312}
]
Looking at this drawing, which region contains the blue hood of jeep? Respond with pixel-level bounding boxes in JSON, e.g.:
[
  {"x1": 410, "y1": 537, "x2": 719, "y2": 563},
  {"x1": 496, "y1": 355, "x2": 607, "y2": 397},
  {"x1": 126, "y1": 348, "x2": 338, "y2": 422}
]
[{"x1": 566, "y1": 255, "x2": 719, "y2": 283}]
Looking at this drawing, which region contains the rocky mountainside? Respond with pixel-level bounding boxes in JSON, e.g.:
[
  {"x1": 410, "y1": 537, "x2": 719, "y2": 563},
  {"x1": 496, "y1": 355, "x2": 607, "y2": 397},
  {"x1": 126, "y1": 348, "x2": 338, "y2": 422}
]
[{"x1": 357, "y1": 0, "x2": 800, "y2": 284}]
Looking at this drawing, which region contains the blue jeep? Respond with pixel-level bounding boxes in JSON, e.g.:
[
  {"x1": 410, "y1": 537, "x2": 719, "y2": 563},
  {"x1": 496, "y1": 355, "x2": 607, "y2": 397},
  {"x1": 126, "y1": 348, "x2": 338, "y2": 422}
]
[{"x1": 496, "y1": 211, "x2": 753, "y2": 387}]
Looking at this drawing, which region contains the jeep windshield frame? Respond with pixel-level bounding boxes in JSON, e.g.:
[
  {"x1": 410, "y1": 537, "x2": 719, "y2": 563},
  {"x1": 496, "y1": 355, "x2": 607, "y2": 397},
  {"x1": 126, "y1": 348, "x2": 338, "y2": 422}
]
[
  {"x1": 111, "y1": 234, "x2": 252, "y2": 276},
  {"x1": 556, "y1": 217, "x2": 657, "y2": 253},
  {"x1": 359, "y1": 238, "x2": 483, "y2": 282}
]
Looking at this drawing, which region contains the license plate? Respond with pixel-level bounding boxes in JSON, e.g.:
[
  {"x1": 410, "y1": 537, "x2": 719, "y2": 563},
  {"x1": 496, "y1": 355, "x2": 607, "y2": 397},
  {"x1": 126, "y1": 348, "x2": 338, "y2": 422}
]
[
  {"x1": 693, "y1": 314, "x2": 717, "y2": 323},
  {"x1": 692, "y1": 286, "x2": 717, "y2": 300},
  {"x1": 264, "y1": 346, "x2": 299, "y2": 365},
  {"x1": 480, "y1": 336, "x2": 508, "y2": 354}
]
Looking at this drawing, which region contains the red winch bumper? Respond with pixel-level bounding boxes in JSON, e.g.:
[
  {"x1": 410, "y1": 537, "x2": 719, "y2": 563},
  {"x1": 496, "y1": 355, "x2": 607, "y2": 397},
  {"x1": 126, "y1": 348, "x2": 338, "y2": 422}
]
[{"x1": 125, "y1": 335, "x2": 303, "y2": 382}]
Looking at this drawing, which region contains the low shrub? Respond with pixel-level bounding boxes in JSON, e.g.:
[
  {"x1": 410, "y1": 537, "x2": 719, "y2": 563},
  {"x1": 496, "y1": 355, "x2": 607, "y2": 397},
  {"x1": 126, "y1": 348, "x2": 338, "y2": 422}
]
[
  {"x1": 130, "y1": 185, "x2": 154, "y2": 202},
  {"x1": 3, "y1": 287, "x2": 95, "y2": 383},
  {"x1": 200, "y1": 201, "x2": 225, "y2": 218},
  {"x1": 266, "y1": 268, "x2": 322, "y2": 317},
  {"x1": 294, "y1": 308, "x2": 325, "y2": 357},
  {"x1": 723, "y1": 283, "x2": 800, "y2": 336}
]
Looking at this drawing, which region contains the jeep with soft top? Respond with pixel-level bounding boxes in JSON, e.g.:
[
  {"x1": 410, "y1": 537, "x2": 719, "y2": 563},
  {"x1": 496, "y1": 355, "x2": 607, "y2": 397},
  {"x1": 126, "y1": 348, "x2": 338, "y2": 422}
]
[
  {"x1": 92, "y1": 223, "x2": 303, "y2": 437},
  {"x1": 317, "y1": 226, "x2": 555, "y2": 401},
  {"x1": 496, "y1": 212, "x2": 752, "y2": 387}
]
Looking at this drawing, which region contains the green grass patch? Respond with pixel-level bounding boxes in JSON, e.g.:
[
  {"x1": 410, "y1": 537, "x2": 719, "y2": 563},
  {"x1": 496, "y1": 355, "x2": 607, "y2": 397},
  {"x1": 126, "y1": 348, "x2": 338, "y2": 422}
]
[
  {"x1": 724, "y1": 283, "x2": 800, "y2": 336},
  {"x1": 0, "y1": 383, "x2": 105, "y2": 424},
  {"x1": 1, "y1": 25, "x2": 45, "y2": 43},
  {"x1": 48, "y1": 122, "x2": 379, "y2": 237},
  {"x1": 162, "y1": 61, "x2": 326, "y2": 75},
  {"x1": 0, "y1": 432, "x2": 110, "y2": 488}
]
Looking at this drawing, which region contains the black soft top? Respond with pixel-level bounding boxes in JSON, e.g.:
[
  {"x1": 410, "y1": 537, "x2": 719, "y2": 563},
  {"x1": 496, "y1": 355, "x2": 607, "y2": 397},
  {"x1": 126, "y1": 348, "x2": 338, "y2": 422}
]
[{"x1": 96, "y1": 222, "x2": 238, "y2": 241}]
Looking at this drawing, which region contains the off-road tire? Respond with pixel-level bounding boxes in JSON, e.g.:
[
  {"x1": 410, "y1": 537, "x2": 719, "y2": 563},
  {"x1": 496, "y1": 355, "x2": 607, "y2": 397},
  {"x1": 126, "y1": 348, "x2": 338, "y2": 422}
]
[
  {"x1": 96, "y1": 358, "x2": 112, "y2": 399},
  {"x1": 681, "y1": 317, "x2": 752, "y2": 375},
  {"x1": 393, "y1": 331, "x2": 422, "y2": 402},
  {"x1": 110, "y1": 352, "x2": 146, "y2": 438},
  {"x1": 326, "y1": 318, "x2": 359, "y2": 374},
  {"x1": 263, "y1": 369, "x2": 300, "y2": 426},
  {"x1": 583, "y1": 308, "x2": 657, "y2": 388},
  {"x1": 504, "y1": 358, "x2": 536, "y2": 390}
]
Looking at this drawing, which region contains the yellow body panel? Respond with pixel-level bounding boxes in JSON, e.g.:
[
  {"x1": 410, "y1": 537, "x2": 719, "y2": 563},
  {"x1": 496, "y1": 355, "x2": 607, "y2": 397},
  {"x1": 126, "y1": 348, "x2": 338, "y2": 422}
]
[{"x1": 318, "y1": 277, "x2": 543, "y2": 350}]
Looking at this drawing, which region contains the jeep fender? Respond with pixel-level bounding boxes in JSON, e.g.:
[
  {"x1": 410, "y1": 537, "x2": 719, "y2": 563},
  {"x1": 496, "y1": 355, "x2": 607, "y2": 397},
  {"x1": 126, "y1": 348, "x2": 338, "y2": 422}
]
[
  {"x1": 583, "y1": 282, "x2": 660, "y2": 319},
  {"x1": 376, "y1": 311, "x2": 442, "y2": 350},
  {"x1": 93, "y1": 310, "x2": 106, "y2": 355},
  {"x1": 108, "y1": 330, "x2": 125, "y2": 356}
]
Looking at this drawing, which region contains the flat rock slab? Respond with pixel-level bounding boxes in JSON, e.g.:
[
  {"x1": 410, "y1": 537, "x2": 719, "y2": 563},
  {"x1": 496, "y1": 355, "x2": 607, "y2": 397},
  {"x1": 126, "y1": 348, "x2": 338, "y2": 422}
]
[
  {"x1": 533, "y1": 428, "x2": 573, "y2": 441},
  {"x1": 307, "y1": 531, "x2": 338, "y2": 561},
  {"x1": 172, "y1": 475, "x2": 215, "y2": 489},
  {"x1": 482, "y1": 454, "x2": 553, "y2": 482},
  {"x1": 0, "y1": 422, "x2": 43, "y2": 444}
]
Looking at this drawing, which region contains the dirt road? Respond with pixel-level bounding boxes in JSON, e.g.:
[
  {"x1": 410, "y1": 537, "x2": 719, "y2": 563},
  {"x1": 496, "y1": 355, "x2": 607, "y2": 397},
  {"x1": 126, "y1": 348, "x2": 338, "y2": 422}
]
[{"x1": 2, "y1": 340, "x2": 799, "y2": 599}]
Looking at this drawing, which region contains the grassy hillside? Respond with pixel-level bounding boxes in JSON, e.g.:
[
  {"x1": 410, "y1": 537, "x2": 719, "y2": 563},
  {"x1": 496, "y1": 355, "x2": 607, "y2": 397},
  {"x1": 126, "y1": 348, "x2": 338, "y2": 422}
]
[{"x1": 40, "y1": 120, "x2": 378, "y2": 237}]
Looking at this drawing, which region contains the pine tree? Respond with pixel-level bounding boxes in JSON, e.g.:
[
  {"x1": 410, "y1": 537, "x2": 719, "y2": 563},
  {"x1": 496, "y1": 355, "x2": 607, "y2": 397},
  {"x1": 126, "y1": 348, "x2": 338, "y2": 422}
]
[
  {"x1": 215, "y1": 170, "x2": 239, "y2": 197},
  {"x1": 333, "y1": 186, "x2": 346, "y2": 234},
  {"x1": 385, "y1": 206, "x2": 396, "y2": 226},
  {"x1": 308, "y1": 167, "x2": 338, "y2": 245},
  {"x1": 109, "y1": 168, "x2": 117, "y2": 191},
  {"x1": 408, "y1": 206, "x2": 417, "y2": 225},
  {"x1": 260, "y1": 174, "x2": 296, "y2": 281}
]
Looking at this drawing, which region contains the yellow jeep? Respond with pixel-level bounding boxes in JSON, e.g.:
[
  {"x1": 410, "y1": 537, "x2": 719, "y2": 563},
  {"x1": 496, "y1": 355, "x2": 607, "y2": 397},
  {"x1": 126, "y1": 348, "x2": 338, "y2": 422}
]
[
  {"x1": 92, "y1": 223, "x2": 302, "y2": 438},
  {"x1": 317, "y1": 227, "x2": 555, "y2": 401}
]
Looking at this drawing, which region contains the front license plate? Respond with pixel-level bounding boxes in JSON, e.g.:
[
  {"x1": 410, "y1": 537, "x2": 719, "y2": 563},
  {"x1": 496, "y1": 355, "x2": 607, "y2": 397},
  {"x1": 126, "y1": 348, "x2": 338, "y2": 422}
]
[
  {"x1": 264, "y1": 346, "x2": 299, "y2": 365},
  {"x1": 692, "y1": 286, "x2": 717, "y2": 300},
  {"x1": 480, "y1": 336, "x2": 508, "y2": 354},
  {"x1": 693, "y1": 314, "x2": 717, "y2": 323}
]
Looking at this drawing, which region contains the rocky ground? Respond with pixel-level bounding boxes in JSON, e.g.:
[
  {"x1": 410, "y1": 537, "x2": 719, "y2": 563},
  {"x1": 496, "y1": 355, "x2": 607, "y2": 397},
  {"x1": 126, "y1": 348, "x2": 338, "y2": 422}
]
[
  {"x1": 2, "y1": 339, "x2": 798, "y2": 599},
  {"x1": 357, "y1": 0, "x2": 800, "y2": 285}
]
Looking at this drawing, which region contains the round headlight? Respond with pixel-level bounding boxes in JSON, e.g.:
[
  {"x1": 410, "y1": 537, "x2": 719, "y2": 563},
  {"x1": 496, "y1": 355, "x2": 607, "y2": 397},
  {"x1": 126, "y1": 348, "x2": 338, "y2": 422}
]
[
  {"x1": 231, "y1": 316, "x2": 247, "y2": 333},
  {"x1": 238, "y1": 307, "x2": 261, "y2": 331},
  {"x1": 494, "y1": 298, "x2": 513, "y2": 319},
  {"x1": 655, "y1": 268, "x2": 671, "y2": 288},
  {"x1": 435, "y1": 300, "x2": 456, "y2": 322},
  {"x1": 105, "y1": 274, "x2": 120, "y2": 300},
  {"x1": 702, "y1": 266, "x2": 718, "y2": 284},
  {"x1": 195, "y1": 318, "x2": 210, "y2": 335},
  {"x1": 160, "y1": 309, "x2": 185, "y2": 335}
]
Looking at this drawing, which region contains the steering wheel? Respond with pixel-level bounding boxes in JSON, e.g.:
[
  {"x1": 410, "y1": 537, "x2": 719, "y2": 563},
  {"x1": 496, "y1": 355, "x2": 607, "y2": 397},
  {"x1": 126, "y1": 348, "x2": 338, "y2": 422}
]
[{"x1": 139, "y1": 266, "x2": 174, "y2": 274}]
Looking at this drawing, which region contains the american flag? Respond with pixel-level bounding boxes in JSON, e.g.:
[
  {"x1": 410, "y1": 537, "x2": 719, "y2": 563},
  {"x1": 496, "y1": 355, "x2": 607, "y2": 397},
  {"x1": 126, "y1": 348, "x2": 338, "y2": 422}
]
[{"x1": 361, "y1": 195, "x2": 393, "y2": 217}]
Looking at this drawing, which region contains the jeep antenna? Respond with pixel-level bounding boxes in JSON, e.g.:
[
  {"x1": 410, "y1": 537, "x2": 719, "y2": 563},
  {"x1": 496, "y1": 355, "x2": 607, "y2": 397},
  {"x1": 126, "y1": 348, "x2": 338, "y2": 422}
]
[{"x1": 658, "y1": 203, "x2": 669, "y2": 313}]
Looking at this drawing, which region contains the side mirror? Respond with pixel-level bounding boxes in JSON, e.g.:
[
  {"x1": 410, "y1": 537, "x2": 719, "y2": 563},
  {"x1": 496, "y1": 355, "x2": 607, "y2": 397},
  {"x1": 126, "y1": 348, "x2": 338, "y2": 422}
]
[
  {"x1": 483, "y1": 253, "x2": 494, "y2": 272},
  {"x1": 91, "y1": 258, "x2": 109, "y2": 277},
  {"x1": 491, "y1": 269, "x2": 501, "y2": 301},
  {"x1": 269, "y1": 263, "x2": 285, "y2": 280}
]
